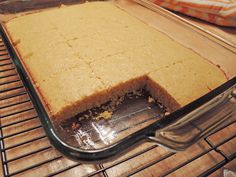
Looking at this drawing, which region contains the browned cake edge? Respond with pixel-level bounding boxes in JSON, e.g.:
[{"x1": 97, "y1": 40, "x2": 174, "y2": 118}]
[{"x1": 2, "y1": 27, "x2": 54, "y2": 118}]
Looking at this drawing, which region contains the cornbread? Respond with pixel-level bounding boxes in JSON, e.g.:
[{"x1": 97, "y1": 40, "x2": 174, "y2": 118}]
[{"x1": 5, "y1": 2, "x2": 227, "y2": 121}]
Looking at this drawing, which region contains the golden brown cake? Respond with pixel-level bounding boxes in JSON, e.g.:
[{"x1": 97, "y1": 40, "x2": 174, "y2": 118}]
[{"x1": 5, "y1": 2, "x2": 227, "y2": 121}]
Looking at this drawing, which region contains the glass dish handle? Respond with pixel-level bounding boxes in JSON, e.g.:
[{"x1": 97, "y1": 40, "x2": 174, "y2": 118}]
[{"x1": 148, "y1": 85, "x2": 236, "y2": 151}]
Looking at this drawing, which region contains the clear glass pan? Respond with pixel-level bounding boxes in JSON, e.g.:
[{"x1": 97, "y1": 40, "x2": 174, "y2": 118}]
[{"x1": 0, "y1": 0, "x2": 235, "y2": 162}]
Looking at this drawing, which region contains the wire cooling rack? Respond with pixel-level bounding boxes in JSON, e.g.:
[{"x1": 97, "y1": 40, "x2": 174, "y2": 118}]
[{"x1": 0, "y1": 34, "x2": 235, "y2": 177}]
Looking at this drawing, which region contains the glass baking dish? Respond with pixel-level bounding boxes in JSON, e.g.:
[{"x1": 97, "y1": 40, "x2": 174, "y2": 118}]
[{"x1": 0, "y1": 0, "x2": 235, "y2": 162}]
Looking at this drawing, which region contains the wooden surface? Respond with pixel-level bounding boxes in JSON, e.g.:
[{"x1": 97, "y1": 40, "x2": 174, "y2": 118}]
[{"x1": 0, "y1": 3, "x2": 236, "y2": 177}]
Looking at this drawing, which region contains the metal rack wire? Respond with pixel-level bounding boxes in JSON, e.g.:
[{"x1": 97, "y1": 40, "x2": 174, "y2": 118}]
[{"x1": 0, "y1": 35, "x2": 235, "y2": 177}]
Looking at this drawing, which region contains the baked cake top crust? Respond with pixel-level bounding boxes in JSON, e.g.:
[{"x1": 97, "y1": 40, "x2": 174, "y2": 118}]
[{"x1": 5, "y1": 2, "x2": 227, "y2": 120}]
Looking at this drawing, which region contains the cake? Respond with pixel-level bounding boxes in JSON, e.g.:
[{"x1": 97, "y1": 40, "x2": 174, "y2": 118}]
[{"x1": 4, "y1": 2, "x2": 227, "y2": 121}]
